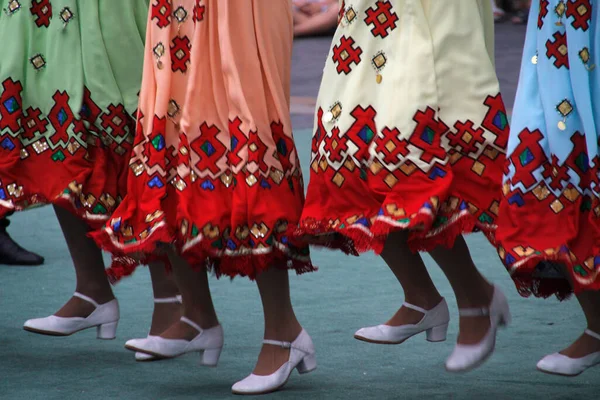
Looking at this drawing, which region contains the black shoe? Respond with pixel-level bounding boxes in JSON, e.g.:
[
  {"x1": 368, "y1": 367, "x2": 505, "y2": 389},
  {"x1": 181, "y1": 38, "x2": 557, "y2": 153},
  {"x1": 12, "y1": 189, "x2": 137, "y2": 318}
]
[{"x1": 0, "y1": 228, "x2": 44, "y2": 266}]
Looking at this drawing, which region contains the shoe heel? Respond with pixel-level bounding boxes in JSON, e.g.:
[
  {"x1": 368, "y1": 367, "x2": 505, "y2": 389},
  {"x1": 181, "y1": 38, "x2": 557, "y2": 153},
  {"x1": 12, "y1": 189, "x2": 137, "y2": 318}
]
[
  {"x1": 426, "y1": 324, "x2": 448, "y2": 342},
  {"x1": 200, "y1": 347, "x2": 222, "y2": 367},
  {"x1": 97, "y1": 321, "x2": 118, "y2": 340},
  {"x1": 296, "y1": 353, "x2": 317, "y2": 374}
]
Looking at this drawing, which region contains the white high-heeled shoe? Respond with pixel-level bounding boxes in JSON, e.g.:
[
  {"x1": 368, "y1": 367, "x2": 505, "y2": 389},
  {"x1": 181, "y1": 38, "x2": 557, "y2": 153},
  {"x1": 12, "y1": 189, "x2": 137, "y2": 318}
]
[
  {"x1": 354, "y1": 298, "x2": 450, "y2": 344},
  {"x1": 445, "y1": 284, "x2": 511, "y2": 372},
  {"x1": 23, "y1": 292, "x2": 119, "y2": 339},
  {"x1": 536, "y1": 329, "x2": 600, "y2": 376},
  {"x1": 129, "y1": 295, "x2": 183, "y2": 362},
  {"x1": 231, "y1": 329, "x2": 316, "y2": 395},
  {"x1": 125, "y1": 316, "x2": 224, "y2": 366}
]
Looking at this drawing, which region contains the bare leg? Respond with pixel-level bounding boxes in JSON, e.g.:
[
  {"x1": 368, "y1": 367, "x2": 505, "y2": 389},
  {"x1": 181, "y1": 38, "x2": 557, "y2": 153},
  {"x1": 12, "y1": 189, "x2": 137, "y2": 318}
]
[
  {"x1": 558, "y1": 291, "x2": 600, "y2": 358},
  {"x1": 380, "y1": 231, "x2": 443, "y2": 326},
  {"x1": 147, "y1": 261, "x2": 181, "y2": 335},
  {"x1": 53, "y1": 205, "x2": 114, "y2": 318},
  {"x1": 252, "y1": 267, "x2": 303, "y2": 375},
  {"x1": 158, "y1": 249, "x2": 219, "y2": 340},
  {"x1": 428, "y1": 236, "x2": 495, "y2": 344}
]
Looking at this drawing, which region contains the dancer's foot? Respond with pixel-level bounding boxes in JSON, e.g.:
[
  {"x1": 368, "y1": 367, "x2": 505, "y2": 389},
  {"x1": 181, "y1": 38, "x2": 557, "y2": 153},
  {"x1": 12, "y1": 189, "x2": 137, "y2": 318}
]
[
  {"x1": 55, "y1": 292, "x2": 115, "y2": 318},
  {"x1": 232, "y1": 329, "x2": 316, "y2": 395},
  {"x1": 385, "y1": 295, "x2": 444, "y2": 326},
  {"x1": 148, "y1": 297, "x2": 183, "y2": 335},
  {"x1": 560, "y1": 330, "x2": 600, "y2": 359},
  {"x1": 24, "y1": 292, "x2": 119, "y2": 339},
  {"x1": 445, "y1": 285, "x2": 511, "y2": 372},
  {"x1": 253, "y1": 324, "x2": 302, "y2": 376},
  {"x1": 537, "y1": 329, "x2": 600, "y2": 376},
  {"x1": 455, "y1": 282, "x2": 494, "y2": 345},
  {"x1": 126, "y1": 316, "x2": 223, "y2": 365}
]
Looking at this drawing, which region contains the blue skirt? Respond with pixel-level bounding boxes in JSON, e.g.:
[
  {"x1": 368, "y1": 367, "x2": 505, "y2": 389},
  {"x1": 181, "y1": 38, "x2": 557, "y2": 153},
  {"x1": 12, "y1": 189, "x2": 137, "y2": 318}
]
[{"x1": 497, "y1": 0, "x2": 600, "y2": 299}]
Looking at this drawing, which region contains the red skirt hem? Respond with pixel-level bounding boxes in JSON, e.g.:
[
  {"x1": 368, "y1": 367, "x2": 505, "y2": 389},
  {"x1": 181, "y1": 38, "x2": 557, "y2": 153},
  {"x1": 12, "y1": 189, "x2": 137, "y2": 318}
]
[
  {"x1": 0, "y1": 192, "x2": 110, "y2": 230},
  {"x1": 294, "y1": 209, "x2": 496, "y2": 256},
  {"x1": 90, "y1": 224, "x2": 317, "y2": 284},
  {"x1": 499, "y1": 250, "x2": 599, "y2": 301}
]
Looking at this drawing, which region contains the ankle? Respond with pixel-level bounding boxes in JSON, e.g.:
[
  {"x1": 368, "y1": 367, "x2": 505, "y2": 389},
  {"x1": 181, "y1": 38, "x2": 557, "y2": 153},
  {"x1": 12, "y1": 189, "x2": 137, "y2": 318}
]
[
  {"x1": 455, "y1": 282, "x2": 494, "y2": 309},
  {"x1": 74, "y1": 287, "x2": 114, "y2": 304},
  {"x1": 152, "y1": 283, "x2": 179, "y2": 299},
  {"x1": 149, "y1": 302, "x2": 182, "y2": 335},
  {"x1": 264, "y1": 319, "x2": 302, "y2": 342},
  {"x1": 403, "y1": 293, "x2": 443, "y2": 310},
  {"x1": 183, "y1": 311, "x2": 219, "y2": 330},
  {"x1": 586, "y1": 324, "x2": 600, "y2": 336}
]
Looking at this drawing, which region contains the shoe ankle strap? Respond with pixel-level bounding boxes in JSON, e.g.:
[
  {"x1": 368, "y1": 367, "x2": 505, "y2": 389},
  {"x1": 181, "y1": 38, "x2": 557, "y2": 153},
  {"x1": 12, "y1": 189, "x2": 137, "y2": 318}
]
[
  {"x1": 458, "y1": 307, "x2": 490, "y2": 317},
  {"x1": 154, "y1": 295, "x2": 182, "y2": 304},
  {"x1": 180, "y1": 317, "x2": 202, "y2": 333},
  {"x1": 263, "y1": 339, "x2": 292, "y2": 349},
  {"x1": 402, "y1": 302, "x2": 429, "y2": 314},
  {"x1": 73, "y1": 292, "x2": 100, "y2": 308},
  {"x1": 585, "y1": 329, "x2": 600, "y2": 341}
]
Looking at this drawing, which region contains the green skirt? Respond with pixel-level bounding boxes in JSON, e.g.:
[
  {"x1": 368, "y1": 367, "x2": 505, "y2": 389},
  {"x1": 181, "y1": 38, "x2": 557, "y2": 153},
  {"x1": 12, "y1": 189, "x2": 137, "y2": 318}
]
[{"x1": 0, "y1": 0, "x2": 147, "y2": 228}]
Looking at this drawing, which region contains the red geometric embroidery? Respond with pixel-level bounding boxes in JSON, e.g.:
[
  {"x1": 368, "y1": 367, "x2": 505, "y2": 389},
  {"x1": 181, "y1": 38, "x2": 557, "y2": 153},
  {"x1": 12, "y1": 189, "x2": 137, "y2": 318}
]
[
  {"x1": 190, "y1": 123, "x2": 226, "y2": 175},
  {"x1": 151, "y1": 0, "x2": 172, "y2": 28},
  {"x1": 324, "y1": 127, "x2": 349, "y2": 163},
  {"x1": 538, "y1": 0, "x2": 549, "y2": 28},
  {"x1": 81, "y1": 88, "x2": 102, "y2": 123},
  {"x1": 30, "y1": 0, "x2": 53, "y2": 28},
  {"x1": 409, "y1": 107, "x2": 448, "y2": 164},
  {"x1": 566, "y1": 0, "x2": 592, "y2": 31},
  {"x1": 312, "y1": 108, "x2": 327, "y2": 154},
  {"x1": 546, "y1": 31, "x2": 570, "y2": 69},
  {"x1": 170, "y1": 36, "x2": 192, "y2": 73},
  {"x1": 21, "y1": 107, "x2": 49, "y2": 139},
  {"x1": 590, "y1": 155, "x2": 600, "y2": 194},
  {"x1": 564, "y1": 132, "x2": 590, "y2": 187},
  {"x1": 228, "y1": 118, "x2": 249, "y2": 168},
  {"x1": 344, "y1": 106, "x2": 377, "y2": 161},
  {"x1": 271, "y1": 121, "x2": 294, "y2": 170},
  {"x1": 448, "y1": 120, "x2": 486, "y2": 155},
  {"x1": 248, "y1": 129, "x2": 269, "y2": 174},
  {"x1": 101, "y1": 104, "x2": 129, "y2": 139},
  {"x1": 541, "y1": 155, "x2": 570, "y2": 190},
  {"x1": 144, "y1": 115, "x2": 167, "y2": 169},
  {"x1": 509, "y1": 128, "x2": 546, "y2": 188},
  {"x1": 177, "y1": 131, "x2": 191, "y2": 168},
  {"x1": 332, "y1": 36, "x2": 363, "y2": 75},
  {"x1": 482, "y1": 94, "x2": 509, "y2": 148},
  {"x1": 338, "y1": 0, "x2": 346, "y2": 25},
  {"x1": 165, "y1": 144, "x2": 178, "y2": 172},
  {"x1": 375, "y1": 127, "x2": 409, "y2": 164},
  {"x1": 47, "y1": 91, "x2": 75, "y2": 146},
  {"x1": 193, "y1": 0, "x2": 206, "y2": 23},
  {"x1": 0, "y1": 78, "x2": 23, "y2": 132},
  {"x1": 364, "y1": 0, "x2": 399, "y2": 38}
]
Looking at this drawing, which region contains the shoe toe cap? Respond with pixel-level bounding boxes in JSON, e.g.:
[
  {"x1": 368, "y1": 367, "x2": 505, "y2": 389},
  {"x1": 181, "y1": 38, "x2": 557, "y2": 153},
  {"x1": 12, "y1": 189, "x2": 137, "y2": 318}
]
[
  {"x1": 354, "y1": 326, "x2": 380, "y2": 339},
  {"x1": 445, "y1": 356, "x2": 465, "y2": 371},
  {"x1": 125, "y1": 338, "x2": 148, "y2": 349},
  {"x1": 445, "y1": 348, "x2": 481, "y2": 372},
  {"x1": 135, "y1": 352, "x2": 155, "y2": 361},
  {"x1": 23, "y1": 317, "x2": 47, "y2": 330},
  {"x1": 536, "y1": 353, "x2": 568, "y2": 373},
  {"x1": 231, "y1": 376, "x2": 255, "y2": 393}
]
